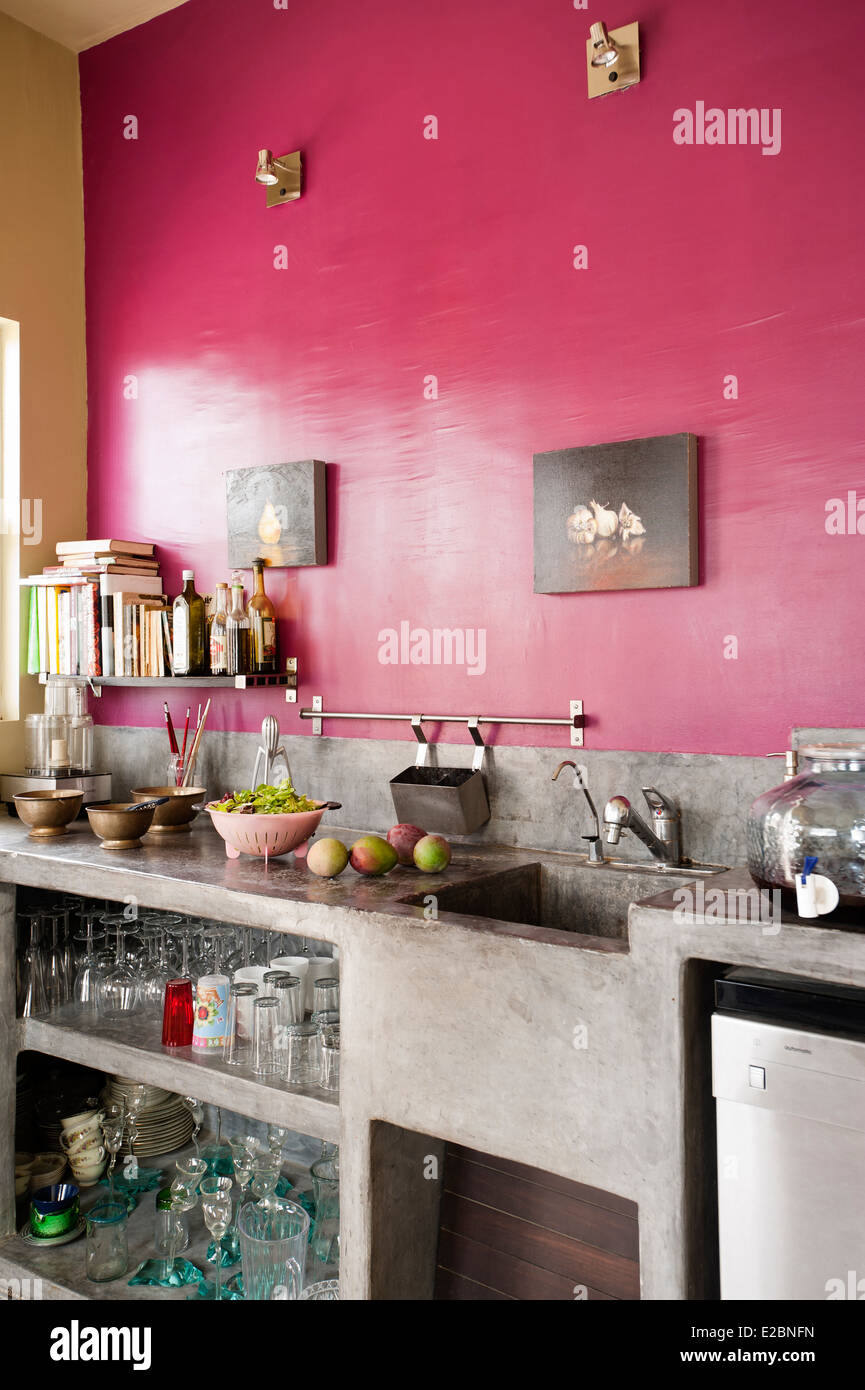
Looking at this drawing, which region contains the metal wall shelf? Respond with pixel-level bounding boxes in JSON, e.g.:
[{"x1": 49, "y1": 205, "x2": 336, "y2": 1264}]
[{"x1": 37, "y1": 662, "x2": 298, "y2": 702}]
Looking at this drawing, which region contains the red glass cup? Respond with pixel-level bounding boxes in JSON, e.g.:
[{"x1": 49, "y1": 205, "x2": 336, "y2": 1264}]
[{"x1": 162, "y1": 978, "x2": 194, "y2": 1047}]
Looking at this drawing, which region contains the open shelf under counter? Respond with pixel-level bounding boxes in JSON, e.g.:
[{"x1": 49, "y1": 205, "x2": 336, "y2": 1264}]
[{"x1": 20, "y1": 1005, "x2": 339, "y2": 1143}]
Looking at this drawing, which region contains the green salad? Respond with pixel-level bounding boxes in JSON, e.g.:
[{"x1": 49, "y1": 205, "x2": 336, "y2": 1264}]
[{"x1": 208, "y1": 783, "x2": 319, "y2": 815}]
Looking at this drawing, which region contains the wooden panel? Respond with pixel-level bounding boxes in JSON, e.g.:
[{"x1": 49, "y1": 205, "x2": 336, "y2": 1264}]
[
  {"x1": 447, "y1": 1142, "x2": 638, "y2": 1218},
  {"x1": 434, "y1": 1267, "x2": 515, "y2": 1301},
  {"x1": 435, "y1": 1143, "x2": 640, "y2": 1302},
  {"x1": 443, "y1": 1152, "x2": 639, "y2": 1261},
  {"x1": 439, "y1": 1191, "x2": 639, "y2": 1300},
  {"x1": 437, "y1": 1230, "x2": 619, "y2": 1301}
]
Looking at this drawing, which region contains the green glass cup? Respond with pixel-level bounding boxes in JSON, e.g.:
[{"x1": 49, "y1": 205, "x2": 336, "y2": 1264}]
[{"x1": 29, "y1": 1183, "x2": 80, "y2": 1238}]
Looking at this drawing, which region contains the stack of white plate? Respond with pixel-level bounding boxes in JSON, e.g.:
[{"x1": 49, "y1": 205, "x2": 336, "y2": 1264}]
[{"x1": 103, "y1": 1077, "x2": 195, "y2": 1157}]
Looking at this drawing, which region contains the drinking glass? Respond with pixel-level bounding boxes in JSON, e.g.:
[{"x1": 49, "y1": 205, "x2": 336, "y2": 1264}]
[
  {"x1": 100, "y1": 1102, "x2": 125, "y2": 1202},
  {"x1": 180, "y1": 1096, "x2": 204, "y2": 1155},
  {"x1": 252, "y1": 996, "x2": 280, "y2": 1077},
  {"x1": 319, "y1": 1025, "x2": 340, "y2": 1093},
  {"x1": 125, "y1": 1083, "x2": 148, "y2": 1178},
  {"x1": 162, "y1": 978, "x2": 194, "y2": 1047},
  {"x1": 43, "y1": 914, "x2": 69, "y2": 1011},
  {"x1": 312, "y1": 976, "x2": 340, "y2": 1018},
  {"x1": 310, "y1": 1155, "x2": 340, "y2": 1274},
  {"x1": 85, "y1": 1200, "x2": 128, "y2": 1282},
  {"x1": 225, "y1": 983, "x2": 258, "y2": 1066},
  {"x1": 98, "y1": 925, "x2": 139, "y2": 1016},
  {"x1": 72, "y1": 914, "x2": 104, "y2": 1010},
  {"x1": 198, "y1": 1176, "x2": 234, "y2": 1300},
  {"x1": 282, "y1": 1022, "x2": 320, "y2": 1086},
  {"x1": 266, "y1": 1124, "x2": 290, "y2": 1157},
  {"x1": 161, "y1": 1156, "x2": 207, "y2": 1283},
  {"x1": 272, "y1": 975, "x2": 303, "y2": 1026},
  {"x1": 299, "y1": 1279, "x2": 340, "y2": 1301},
  {"x1": 238, "y1": 1197, "x2": 309, "y2": 1301},
  {"x1": 18, "y1": 912, "x2": 48, "y2": 1017},
  {"x1": 250, "y1": 1152, "x2": 283, "y2": 1210}
]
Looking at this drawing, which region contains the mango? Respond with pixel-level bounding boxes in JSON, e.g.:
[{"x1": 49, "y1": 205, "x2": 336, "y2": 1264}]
[
  {"x1": 307, "y1": 837, "x2": 350, "y2": 878},
  {"x1": 349, "y1": 834, "x2": 398, "y2": 876},
  {"x1": 387, "y1": 823, "x2": 428, "y2": 866},
  {"x1": 413, "y1": 834, "x2": 451, "y2": 873}
]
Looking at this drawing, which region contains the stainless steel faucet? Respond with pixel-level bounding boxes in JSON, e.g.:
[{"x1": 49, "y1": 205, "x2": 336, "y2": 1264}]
[
  {"x1": 552, "y1": 760, "x2": 605, "y2": 863},
  {"x1": 602, "y1": 787, "x2": 682, "y2": 866}
]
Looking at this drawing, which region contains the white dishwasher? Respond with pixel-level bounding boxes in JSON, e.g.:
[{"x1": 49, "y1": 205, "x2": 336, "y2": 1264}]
[{"x1": 713, "y1": 969, "x2": 865, "y2": 1301}]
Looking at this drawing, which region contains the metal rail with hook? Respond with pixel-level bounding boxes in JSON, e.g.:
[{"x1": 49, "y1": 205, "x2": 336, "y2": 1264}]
[{"x1": 299, "y1": 699, "x2": 584, "y2": 764}]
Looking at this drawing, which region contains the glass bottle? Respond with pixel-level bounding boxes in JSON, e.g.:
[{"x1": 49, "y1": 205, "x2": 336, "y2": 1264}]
[
  {"x1": 209, "y1": 582, "x2": 229, "y2": 675},
  {"x1": 225, "y1": 576, "x2": 251, "y2": 676},
  {"x1": 249, "y1": 558, "x2": 278, "y2": 674},
  {"x1": 173, "y1": 570, "x2": 207, "y2": 676}
]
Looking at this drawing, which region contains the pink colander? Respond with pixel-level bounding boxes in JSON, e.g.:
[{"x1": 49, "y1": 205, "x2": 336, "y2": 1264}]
[{"x1": 207, "y1": 803, "x2": 332, "y2": 861}]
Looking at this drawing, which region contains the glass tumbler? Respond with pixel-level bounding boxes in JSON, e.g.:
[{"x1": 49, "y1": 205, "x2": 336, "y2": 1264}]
[
  {"x1": 226, "y1": 982, "x2": 258, "y2": 1066},
  {"x1": 85, "y1": 1200, "x2": 128, "y2": 1282},
  {"x1": 310, "y1": 1156, "x2": 340, "y2": 1273},
  {"x1": 252, "y1": 996, "x2": 280, "y2": 1076},
  {"x1": 272, "y1": 974, "x2": 303, "y2": 1026},
  {"x1": 282, "y1": 1021, "x2": 320, "y2": 1086},
  {"x1": 319, "y1": 1025, "x2": 340, "y2": 1093},
  {"x1": 162, "y1": 978, "x2": 194, "y2": 1047},
  {"x1": 312, "y1": 977, "x2": 339, "y2": 1018},
  {"x1": 238, "y1": 1197, "x2": 309, "y2": 1301}
]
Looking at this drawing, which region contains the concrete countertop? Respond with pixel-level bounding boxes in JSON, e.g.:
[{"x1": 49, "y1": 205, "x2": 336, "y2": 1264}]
[{"x1": 0, "y1": 816, "x2": 662, "y2": 951}]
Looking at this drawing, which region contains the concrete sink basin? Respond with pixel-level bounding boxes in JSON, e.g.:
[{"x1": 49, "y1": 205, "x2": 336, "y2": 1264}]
[{"x1": 415, "y1": 856, "x2": 725, "y2": 941}]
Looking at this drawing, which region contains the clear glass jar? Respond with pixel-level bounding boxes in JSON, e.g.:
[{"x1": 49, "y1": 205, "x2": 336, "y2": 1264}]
[
  {"x1": 747, "y1": 744, "x2": 865, "y2": 906},
  {"x1": 85, "y1": 1200, "x2": 128, "y2": 1282}
]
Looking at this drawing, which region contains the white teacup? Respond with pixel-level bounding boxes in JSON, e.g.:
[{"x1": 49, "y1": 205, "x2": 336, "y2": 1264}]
[
  {"x1": 61, "y1": 1108, "x2": 98, "y2": 1131},
  {"x1": 60, "y1": 1128, "x2": 103, "y2": 1159}
]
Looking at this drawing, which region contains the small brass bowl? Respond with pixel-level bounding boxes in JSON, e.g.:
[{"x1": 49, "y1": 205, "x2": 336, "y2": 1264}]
[
  {"x1": 13, "y1": 789, "x2": 83, "y2": 837},
  {"x1": 86, "y1": 802, "x2": 156, "y2": 850},
  {"x1": 129, "y1": 785, "x2": 207, "y2": 834}
]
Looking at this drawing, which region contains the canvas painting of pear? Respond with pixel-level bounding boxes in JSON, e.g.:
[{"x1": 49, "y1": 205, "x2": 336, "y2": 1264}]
[
  {"x1": 226, "y1": 460, "x2": 327, "y2": 568},
  {"x1": 533, "y1": 433, "x2": 698, "y2": 593}
]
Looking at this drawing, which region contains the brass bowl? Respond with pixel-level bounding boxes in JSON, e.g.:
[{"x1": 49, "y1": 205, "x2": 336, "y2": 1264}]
[
  {"x1": 86, "y1": 802, "x2": 156, "y2": 850},
  {"x1": 13, "y1": 790, "x2": 83, "y2": 837},
  {"x1": 129, "y1": 785, "x2": 207, "y2": 834}
]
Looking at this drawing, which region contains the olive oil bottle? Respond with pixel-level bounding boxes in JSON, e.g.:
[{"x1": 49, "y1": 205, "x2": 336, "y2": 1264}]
[
  {"x1": 249, "y1": 557, "x2": 278, "y2": 674},
  {"x1": 225, "y1": 575, "x2": 251, "y2": 676},
  {"x1": 172, "y1": 570, "x2": 207, "y2": 675}
]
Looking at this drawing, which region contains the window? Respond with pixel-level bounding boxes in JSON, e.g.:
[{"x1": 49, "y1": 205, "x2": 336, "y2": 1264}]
[{"x1": 0, "y1": 316, "x2": 20, "y2": 721}]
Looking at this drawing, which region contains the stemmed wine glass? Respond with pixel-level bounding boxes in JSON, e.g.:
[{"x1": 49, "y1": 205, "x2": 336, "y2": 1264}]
[
  {"x1": 250, "y1": 1152, "x2": 283, "y2": 1213},
  {"x1": 72, "y1": 913, "x2": 105, "y2": 1011},
  {"x1": 124, "y1": 1083, "x2": 148, "y2": 1179},
  {"x1": 195, "y1": 1177, "x2": 234, "y2": 1301},
  {"x1": 18, "y1": 912, "x2": 48, "y2": 1017},
  {"x1": 98, "y1": 921, "x2": 139, "y2": 1016},
  {"x1": 100, "y1": 1102, "x2": 125, "y2": 1203},
  {"x1": 43, "y1": 913, "x2": 70, "y2": 1011},
  {"x1": 180, "y1": 1096, "x2": 204, "y2": 1156},
  {"x1": 162, "y1": 1156, "x2": 207, "y2": 1284}
]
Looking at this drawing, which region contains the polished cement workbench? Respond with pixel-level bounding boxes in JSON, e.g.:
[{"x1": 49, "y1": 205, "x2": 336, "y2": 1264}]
[{"x1": 1, "y1": 817, "x2": 863, "y2": 1299}]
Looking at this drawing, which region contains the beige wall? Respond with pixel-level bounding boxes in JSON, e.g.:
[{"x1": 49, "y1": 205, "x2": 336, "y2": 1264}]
[{"x1": 0, "y1": 11, "x2": 87, "y2": 766}]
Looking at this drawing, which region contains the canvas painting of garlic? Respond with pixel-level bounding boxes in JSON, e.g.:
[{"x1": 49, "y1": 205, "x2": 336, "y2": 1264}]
[{"x1": 533, "y1": 433, "x2": 698, "y2": 593}]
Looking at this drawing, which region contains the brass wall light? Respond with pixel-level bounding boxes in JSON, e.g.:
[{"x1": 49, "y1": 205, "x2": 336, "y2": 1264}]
[
  {"x1": 586, "y1": 20, "x2": 640, "y2": 98},
  {"x1": 255, "y1": 148, "x2": 303, "y2": 207}
]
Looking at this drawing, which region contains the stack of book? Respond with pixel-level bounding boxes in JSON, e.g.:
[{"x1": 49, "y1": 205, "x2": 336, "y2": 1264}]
[{"x1": 24, "y1": 540, "x2": 173, "y2": 678}]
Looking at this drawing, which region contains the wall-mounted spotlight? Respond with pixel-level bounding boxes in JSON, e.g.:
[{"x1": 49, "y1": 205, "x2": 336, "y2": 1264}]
[
  {"x1": 586, "y1": 20, "x2": 640, "y2": 99},
  {"x1": 255, "y1": 148, "x2": 303, "y2": 207}
]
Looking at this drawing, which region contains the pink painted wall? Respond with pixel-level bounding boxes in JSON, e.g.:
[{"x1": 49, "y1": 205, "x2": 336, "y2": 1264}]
[{"x1": 79, "y1": 0, "x2": 865, "y2": 755}]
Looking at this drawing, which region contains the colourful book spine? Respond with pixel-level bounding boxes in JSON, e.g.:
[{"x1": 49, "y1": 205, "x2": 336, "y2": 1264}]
[
  {"x1": 26, "y1": 587, "x2": 39, "y2": 674},
  {"x1": 84, "y1": 581, "x2": 101, "y2": 677}
]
